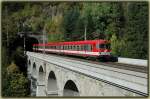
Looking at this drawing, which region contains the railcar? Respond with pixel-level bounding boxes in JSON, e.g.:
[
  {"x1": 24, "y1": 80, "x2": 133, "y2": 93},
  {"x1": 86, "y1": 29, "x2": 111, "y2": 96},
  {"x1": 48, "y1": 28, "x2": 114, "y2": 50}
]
[{"x1": 33, "y1": 40, "x2": 117, "y2": 61}]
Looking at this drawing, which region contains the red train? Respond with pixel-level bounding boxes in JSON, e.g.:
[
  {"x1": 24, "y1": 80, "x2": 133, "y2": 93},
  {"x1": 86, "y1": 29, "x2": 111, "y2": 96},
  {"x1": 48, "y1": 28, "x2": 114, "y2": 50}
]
[{"x1": 33, "y1": 40, "x2": 118, "y2": 61}]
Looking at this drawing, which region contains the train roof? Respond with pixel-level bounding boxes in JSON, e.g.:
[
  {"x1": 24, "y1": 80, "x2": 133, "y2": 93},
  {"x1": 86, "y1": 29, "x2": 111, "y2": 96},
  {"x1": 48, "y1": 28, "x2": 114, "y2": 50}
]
[{"x1": 33, "y1": 39, "x2": 109, "y2": 46}]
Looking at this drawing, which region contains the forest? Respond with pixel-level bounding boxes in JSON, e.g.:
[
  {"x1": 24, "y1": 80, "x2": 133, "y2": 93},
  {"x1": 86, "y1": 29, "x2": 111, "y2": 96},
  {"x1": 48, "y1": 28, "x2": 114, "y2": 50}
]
[{"x1": 2, "y1": 1, "x2": 148, "y2": 97}]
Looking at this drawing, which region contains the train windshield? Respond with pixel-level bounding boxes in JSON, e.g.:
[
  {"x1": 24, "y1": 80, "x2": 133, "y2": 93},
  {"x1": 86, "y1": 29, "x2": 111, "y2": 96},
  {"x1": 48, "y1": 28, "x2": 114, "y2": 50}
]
[{"x1": 97, "y1": 43, "x2": 111, "y2": 49}]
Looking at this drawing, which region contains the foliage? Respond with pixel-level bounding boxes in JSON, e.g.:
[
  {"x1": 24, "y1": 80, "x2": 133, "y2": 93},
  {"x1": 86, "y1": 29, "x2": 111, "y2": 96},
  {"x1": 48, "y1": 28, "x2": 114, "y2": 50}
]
[
  {"x1": 2, "y1": 46, "x2": 30, "y2": 97},
  {"x1": 63, "y1": 4, "x2": 80, "y2": 41},
  {"x1": 123, "y1": 2, "x2": 148, "y2": 59},
  {"x1": 2, "y1": 72, "x2": 30, "y2": 97},
  {"x1": 11, "y1": 46, "x2": 27, "y2": 73},
  {"x1": 2, "y1": 2, "x2": 148, "y2": 59},
  {"x1": 7, "y1": 61, "x2": 20, "y2": 74}
]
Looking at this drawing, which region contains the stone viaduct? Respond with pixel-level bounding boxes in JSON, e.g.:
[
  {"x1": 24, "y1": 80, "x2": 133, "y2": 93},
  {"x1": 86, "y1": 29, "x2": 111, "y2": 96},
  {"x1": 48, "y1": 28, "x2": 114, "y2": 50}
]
[{"x1": 27, "y1": 52, "x2": 147, "y2": 97}]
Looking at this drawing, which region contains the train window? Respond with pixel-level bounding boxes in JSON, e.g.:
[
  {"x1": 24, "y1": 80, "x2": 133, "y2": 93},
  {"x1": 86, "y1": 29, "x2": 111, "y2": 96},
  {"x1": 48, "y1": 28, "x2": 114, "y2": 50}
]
[
  {"x1": 76, "y1": 46, "x2": 77, "y2": 50},
  {"x1": 99, "y1": 44, "x2": 105, "y2": 49},
  {"x1": 75, "y1": 45, "x2": 77, "y2": 51},
  {"x1": 78, "y1": 45, "x2": 80, "y2": 51},
  {"x1": 96, "y1": 43, "x2": 110, "y2": 49},
  {"x1": 84, "y1": 45, "x2": 87, "y2": 51},
  {"x1": 59, "y1": 46, "x2": 60, "y2": 50},
  {"x1": 83, "y1": 44, "x2": 91, "y2": 51},
  {"x1": 106, "y1": 43, "x2": 111, "y2": 49},
  {"x1": 88, "y1": 45, "x2": 92, "y2": 51},
  {"x1": 78, "y1": 45, "x2": 81, "y2": 51},
  {"x1": 80, "y1": 45, "x2": 82, "y2": 51},
  {"x1": 73, "y1": 45, "x2": 75, "y2": 50},
  {"x1": 78, "y1": 45, "x2": 79, "y2": 51},
  {"x1": 81, "y1": 45, "x2": 84, "y2": 51}
]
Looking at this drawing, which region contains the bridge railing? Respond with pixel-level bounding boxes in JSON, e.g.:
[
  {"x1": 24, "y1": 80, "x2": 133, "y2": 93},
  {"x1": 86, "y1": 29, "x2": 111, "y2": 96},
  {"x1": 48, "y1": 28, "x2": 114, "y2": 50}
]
[{"x1": 118, "y1": 57, "x2": 147, "y2": 66}]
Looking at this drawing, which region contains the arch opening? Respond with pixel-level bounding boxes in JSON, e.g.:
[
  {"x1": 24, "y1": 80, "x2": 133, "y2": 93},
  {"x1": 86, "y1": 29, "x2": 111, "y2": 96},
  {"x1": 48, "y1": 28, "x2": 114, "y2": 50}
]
[
  {"x1": 47, "y1": 71, "x2": 58, "y2": 96},
  {"x1": 63, "y1": 80, "x2": 79, "y2": 96},
  {"x1": 28, "y1": 60, "x2": 31, "y2": 69},
  {"x1": 32, "y1": 63, "x2": 36, "y2": 76},
  {"x1": 38, "y1": 66, "x2": 45, "y2": 84}
]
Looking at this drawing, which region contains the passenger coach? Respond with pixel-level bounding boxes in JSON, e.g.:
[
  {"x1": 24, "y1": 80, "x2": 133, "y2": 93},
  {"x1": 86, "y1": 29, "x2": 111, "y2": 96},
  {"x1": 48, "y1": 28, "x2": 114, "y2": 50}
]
[{"x1": 33, "y1": 40, "x2": 117, "y2": 61}]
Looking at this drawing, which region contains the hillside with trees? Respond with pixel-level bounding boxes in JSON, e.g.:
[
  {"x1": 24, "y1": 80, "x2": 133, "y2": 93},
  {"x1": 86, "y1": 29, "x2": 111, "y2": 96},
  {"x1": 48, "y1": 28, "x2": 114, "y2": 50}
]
[{"x1": 1, "y1": 1, "x2": 148, "y2": 97}]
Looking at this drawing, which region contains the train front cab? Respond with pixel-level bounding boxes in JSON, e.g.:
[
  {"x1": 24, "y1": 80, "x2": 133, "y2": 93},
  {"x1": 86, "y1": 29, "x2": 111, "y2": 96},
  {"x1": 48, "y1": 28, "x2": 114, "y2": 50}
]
[{"x1": 96, "y1": 41, "x2": 118, "y2": 62}]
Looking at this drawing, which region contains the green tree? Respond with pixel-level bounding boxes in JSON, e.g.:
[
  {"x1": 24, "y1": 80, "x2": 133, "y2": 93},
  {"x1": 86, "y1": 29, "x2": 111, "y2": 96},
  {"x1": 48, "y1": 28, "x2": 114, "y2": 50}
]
[
  {"x1": 2, "y1": 61, "x2": 30, "y2": 97},
  {"x1": 63, "y1": 4, "x2": 80, "y2": 41},
  {"x1": 123, "y1": 2, "x2": 148, "y2": 59}
]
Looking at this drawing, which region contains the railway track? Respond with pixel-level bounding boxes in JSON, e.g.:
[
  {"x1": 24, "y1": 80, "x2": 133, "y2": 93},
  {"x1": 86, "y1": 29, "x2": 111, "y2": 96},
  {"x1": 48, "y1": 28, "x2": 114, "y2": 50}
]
[{"x1": 38, "y1": 52, "x2": 148, "y2": 73}]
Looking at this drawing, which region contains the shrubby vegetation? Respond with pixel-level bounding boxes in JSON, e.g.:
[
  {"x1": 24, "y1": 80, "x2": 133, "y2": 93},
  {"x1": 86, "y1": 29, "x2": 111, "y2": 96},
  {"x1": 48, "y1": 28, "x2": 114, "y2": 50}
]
[
  {"x1": 2, "y1": 46, "x2": 30, "y2": 97},
  {"x1": 1, "y1": 1, "x2": 148, "y2": 97},
  {"x1": 2, "y1": 2, "x2": 148, "y2": 59}
]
